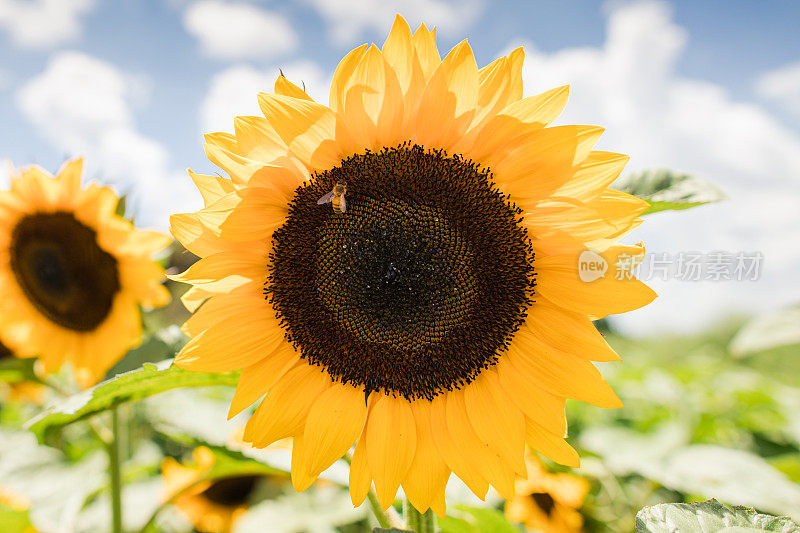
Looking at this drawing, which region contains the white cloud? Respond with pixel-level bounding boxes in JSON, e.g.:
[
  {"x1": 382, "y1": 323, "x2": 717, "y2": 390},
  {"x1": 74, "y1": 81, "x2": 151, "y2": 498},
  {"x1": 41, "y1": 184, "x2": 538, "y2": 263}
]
[
  {"x1": 200, "y1": 61, "x2": 329, "y2": 133},
  {"x1": 509, "y1": 1, "x2": 800, "y2": 334},
  {"x1": 303, "y1": 0, "x2": 484, "y2": 45},
  {"x1": 0, "y1": 0, "x2": 95, "y2": 49},
  {"x1": 183, "y1": 0, "x2": 298, "y2": 60},
  {"x1": 17, "y1": 51, "x2": 200, "y2": 229},
  {"x1": 756, "y1": 60, "x2": 800, "y2": 118}
]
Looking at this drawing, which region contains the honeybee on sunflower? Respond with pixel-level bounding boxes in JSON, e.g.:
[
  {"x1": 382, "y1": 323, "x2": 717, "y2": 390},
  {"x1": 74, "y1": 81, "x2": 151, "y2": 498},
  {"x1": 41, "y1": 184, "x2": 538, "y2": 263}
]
[
  {"x1": 0, "y1": 159, "x2": 171, "y2": 388},
  {"x1": 170, "y1": 15, "x2": 655, "y2": 516}
]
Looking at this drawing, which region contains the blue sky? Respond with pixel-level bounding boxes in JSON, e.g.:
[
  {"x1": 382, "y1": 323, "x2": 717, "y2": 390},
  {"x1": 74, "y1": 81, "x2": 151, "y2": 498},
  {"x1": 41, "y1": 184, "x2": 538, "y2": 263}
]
[{"x1": 0, "y1": 0, "x2": 799, "y2": 334}]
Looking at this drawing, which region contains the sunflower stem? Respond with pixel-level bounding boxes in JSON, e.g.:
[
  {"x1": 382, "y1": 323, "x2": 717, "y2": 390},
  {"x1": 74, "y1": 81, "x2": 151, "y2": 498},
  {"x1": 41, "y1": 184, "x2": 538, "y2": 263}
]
[
  {"x1": 108, "y1": 406, "x2": 123, "y2": 533},
  {"x1": 366, "y1": 490, "x2": 392, "y2": 529},
  {"x1": 404, "y1": 498, "x2": 436, "y2": 533}
]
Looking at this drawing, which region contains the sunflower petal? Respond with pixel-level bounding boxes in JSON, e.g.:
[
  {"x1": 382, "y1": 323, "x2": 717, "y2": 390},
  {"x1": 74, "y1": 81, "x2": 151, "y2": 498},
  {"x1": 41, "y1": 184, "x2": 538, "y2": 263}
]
[{"x1": 366, "y1": 393, "x2": 416, "y2": 510}]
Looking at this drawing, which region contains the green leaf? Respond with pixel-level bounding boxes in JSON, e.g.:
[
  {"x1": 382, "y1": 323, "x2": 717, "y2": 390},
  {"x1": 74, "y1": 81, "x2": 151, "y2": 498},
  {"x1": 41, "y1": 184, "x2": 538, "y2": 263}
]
[
  {"x1": 730, "y1": 306, "x2": 800, "y2": 357},
  {"x1": 373, "y1": 529, "x2": 413, "y2": 532},
  {"x1": 437, "y1": 506, "x2": 520, "y2": 533},
  {"x1": 635, "y1": 499, "x2": 799, "y2": 532},
  {"x1": 0, "y1": 506, "x2": 35, "y2": 533},
  {"x1": 616, "y1": 168, "x2": 726, "y2": 214},
  {"x1": 0, "y1": 357, "x2": 37, "y2": 384},
  {"x1": 26, "y1": 360, "x2": 238, "y2": 442}
]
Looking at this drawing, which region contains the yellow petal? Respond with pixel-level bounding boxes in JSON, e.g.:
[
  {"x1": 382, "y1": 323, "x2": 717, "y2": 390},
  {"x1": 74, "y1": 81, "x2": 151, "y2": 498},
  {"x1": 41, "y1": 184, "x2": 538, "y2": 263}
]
[
  {"x1": 189, "y1": 170, "x2": 235, "y2": 207},
  {"x1": 175, "y1": 303, "x2": 284, "y2": 372},
  {"x1": 446, "y1": 389, "x2": 516, "y2": 500},
  {"x1": 523, "y1": 189, "x2": 648, "y2": 242},
  {"x1": 169, "y1": 212, "x2": 259, "y2": 258},
  {"x1": 525, "y1": 418, "x2": 580, "y2": 468},
  {"x1": 56, "y1": 157, "x2": 83, "y2": 204},
  {"x1": 349, "y1": 426, "x2": 372, "y2": 507},
  {"x1": 507, "y1": 329, "x2": 623, "y2": 408},
  {"x1": 496, "y1": 356, "x2": 568, "y2": 437},
  {"x1": 415, "y1": 40, "x2": 478, "y2": 151},
  {"x1": 243, "y1": 363, "x2": 332, "y2": 447},
  {"x1": 525, "y1": 302, "x2": 620, "y2": 362},
  {"x1": 170, "y1": 250, "x2": 266, "y2": 295},
  {"x1": 228, "y1": 342, "x2": 300, "y2": 418},
  {"x1": 330, "y1": 44, "x2": 369, "y2": 113},
  {"x1": 301, "y1": 382, "x2": 367, "y2": 479},
  {"x1": 535, "y1": 249, "x2": 657, "y2": 318},
  {"x1": 464, "y1": 85, "x2": 570, "y2": 161},
  {"x1": 402, "y1": 400, "x2": 450, "y2": 516},
  {"x1": 338, "y1": 44, "x2": 404, "y2": 149},
  {"x1": 218, "y1": 186, "x2": 288, "y2": 242},
  {"x1": 429, "y1": 394, "x2": 488, "y2": 500},
  {"x1": 257, "y1": 93, "x2": 341, "y2": 171},
  {"x1": 492, "y1": 125, "x2": 605, "y2": 202},
  {"x1": 204, "y1": 142, "x2": 266, "y2": 185},
  {"x1": 411, "y1": 24, "x2": 441, "y2": 81},
  {"x1": 275, "y1": 73, "x2": 314, "y2": 101},
  {"x1": 290, "y1": 432, "x2": 316, "y2": 492},
  {"x1": 366, "y1": 393, "x2": 416, "y2": 510},
  {"x1": 463, "y1": 370, "x2": 526, "y2": 475},
  {"x1": 382, "y1": 15, "x2": 426, "y2": 129},
  {"x1": 553, "y1": 151, "x2": 630, "y2": 202},
  {"x1": 232, "y1": 115, "x2": 291, "y2": 166}
]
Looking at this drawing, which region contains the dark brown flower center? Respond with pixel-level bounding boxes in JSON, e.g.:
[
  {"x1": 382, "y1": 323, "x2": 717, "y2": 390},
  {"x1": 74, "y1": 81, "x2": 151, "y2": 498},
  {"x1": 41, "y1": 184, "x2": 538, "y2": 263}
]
[
  {"x1": 532, "y1": 492, "x2": 556, "y2": 516},
  {"x1": 9, "y1": 212, "x2": 120, "y2": 332},
  {"x1": 267, "y1": 144, "x2": 534, "y2": 400},
  {"x1": 200, "y1": 475, "x2": 260, "y2": 507}
]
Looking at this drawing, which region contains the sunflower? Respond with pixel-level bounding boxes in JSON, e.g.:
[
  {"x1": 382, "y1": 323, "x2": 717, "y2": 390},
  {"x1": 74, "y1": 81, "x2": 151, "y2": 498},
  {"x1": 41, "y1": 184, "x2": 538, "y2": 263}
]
[
  {"x1": 505, "y1": 452, "x2": 590, "y2": 533},
  {"x1": 162, "y1": 447, "x2": 274, "y2": 533},
  {"x1": 0, "y1": 159, "x2": 171, "y2": 387},
  {"x1": 171, "y1": 15, "x2": 656, "y2": 516}
]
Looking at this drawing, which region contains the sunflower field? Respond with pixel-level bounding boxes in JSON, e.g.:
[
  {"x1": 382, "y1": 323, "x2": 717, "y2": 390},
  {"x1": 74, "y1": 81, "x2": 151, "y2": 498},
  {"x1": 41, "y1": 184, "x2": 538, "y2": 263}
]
[{"x1": 1, "y1": 8, "x2": 799, "y2": 533}]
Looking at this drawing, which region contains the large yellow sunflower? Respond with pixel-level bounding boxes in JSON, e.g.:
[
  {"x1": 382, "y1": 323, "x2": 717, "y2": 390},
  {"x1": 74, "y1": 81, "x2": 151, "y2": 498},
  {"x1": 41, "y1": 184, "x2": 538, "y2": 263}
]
[
  {"x1": 171, "y1": 15, "x2": 656, "y2": 516},
  {"x1": 0, "y1": 159, "x2": 171, "y2": 387}
]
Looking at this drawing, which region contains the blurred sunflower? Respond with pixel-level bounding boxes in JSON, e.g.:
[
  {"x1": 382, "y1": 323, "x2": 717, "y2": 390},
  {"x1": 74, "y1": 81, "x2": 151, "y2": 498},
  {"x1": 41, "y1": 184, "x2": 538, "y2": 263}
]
[
  {"x1": 0, "y1": 159, "x2": 171, "y2": 387},
  {"x1": 171, "y1": 15, "x2": 655, "y2": 515},
  {"x1": 506, "y1": 452, "x2": 590, "y2": 533},
  {"x1": 162, "y1": 447, "x2": 273, "y2": 533}
]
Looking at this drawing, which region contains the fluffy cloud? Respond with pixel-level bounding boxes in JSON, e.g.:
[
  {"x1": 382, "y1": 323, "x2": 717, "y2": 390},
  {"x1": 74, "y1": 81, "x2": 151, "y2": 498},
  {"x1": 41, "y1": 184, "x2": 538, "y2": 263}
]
[
  {"x1": 200, "y1": 61, "x2": 329, "y2": 133},
  {"x1": 510, "y1": 1, "x2": 800, "y2": 333},
  {"x1": 303, "y1": 0, "x2": 484, "y2": 45},
  {"x1": 0, "y1": 0, "x2": 95, "y2": 49},
  {"x1": 17, "y1": 51, "x2": 200, "y2": 229},
  {"x1": 183, "y1": 0, "x2": 298, "y2": 60},
  {"x1": 756, "y1": 60, "x2": 800, "y2": 118}
]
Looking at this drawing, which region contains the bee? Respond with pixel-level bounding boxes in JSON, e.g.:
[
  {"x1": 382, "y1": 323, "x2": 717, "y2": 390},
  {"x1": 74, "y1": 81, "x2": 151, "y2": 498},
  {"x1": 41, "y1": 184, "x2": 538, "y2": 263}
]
[{"x1": 317, "y1": 180, "x2": 347, "y2": 213}]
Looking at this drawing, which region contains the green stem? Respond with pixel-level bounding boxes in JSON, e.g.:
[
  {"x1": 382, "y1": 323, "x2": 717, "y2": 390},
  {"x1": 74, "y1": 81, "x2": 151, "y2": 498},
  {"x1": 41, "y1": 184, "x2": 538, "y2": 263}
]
[
  {"x1": 367, "y1": 490, "x2": 392, "y2": 529},
  {"x1": 404, "y1": 498, "x2": 435, "y2": 533},
  {"x1": 108, "y1": 406, "x2": 123, "y2": 533}
]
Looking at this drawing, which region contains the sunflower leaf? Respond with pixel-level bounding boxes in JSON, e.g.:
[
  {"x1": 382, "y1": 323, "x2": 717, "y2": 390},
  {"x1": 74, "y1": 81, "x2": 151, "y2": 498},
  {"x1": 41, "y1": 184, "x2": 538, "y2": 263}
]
[
  {"x1": 635, "y1": 499, "x2": 800, "y2": 533},
  {"x1": 616, "y1": 168, "x2": 726, "y2": 215},
  {"x1": 437, "y1": 505, "x2": 520, "y2": 533},
  {"x1": 26, "y1": 360, "x2": 238, "y2": 442},
  {"x1": 0, "y1": 357, "x2": 37, "y2": 384}
]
